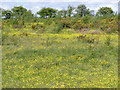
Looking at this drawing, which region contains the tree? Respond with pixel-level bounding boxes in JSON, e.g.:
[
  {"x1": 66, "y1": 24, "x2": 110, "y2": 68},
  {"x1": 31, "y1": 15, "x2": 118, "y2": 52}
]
[
  {"x1": 37, "y1": 8, "x2": 46, "y2": 18},
  {"x1": 75, "y1": 4, "x2": 90, "y2": 17},
  {"x1": 11, "y1": 6, "x2": 27, "y2": 20},
  {"x1": 96, "y1": 7, "x2": 114, "y2": 16},
  {"x1": 37, "y1": 7, "x2": 57, "y2": 18},
  {"x1": 62, "y1": 10, "x2": 67, "y2": 18},
  {"x1": 2, "y1": 10, "x2": 12, "y2": 19},
  {"x1": 90, "y1": 10, "x2": 94, "y2": 16},
  {"x1": 22, "y1": 10, "x2": 34, "y2": 22},
  {"x1": 56, "y1": 10, "x2": 63, "y2": 19},
  {"x1": 67, "y1": 5, "x2": 74, "y2": 17},
  {"x1": 56, "y1": 10, "x2": 68, "y2": 18},
  {"x1": 59, "y1": 10, "x2": 68, "y2": 18}
]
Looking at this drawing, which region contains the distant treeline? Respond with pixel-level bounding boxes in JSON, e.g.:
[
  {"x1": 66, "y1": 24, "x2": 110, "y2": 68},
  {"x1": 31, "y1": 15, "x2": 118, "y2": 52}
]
[
  {"x1": 1, "y1": 4, "x2": 117, "y2": 20},
  {"x1": 1, "y1": 4, "x2": 119, "y2": 33}
]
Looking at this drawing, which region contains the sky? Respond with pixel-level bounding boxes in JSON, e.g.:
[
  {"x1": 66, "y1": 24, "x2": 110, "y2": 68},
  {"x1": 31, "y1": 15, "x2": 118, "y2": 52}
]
[{"x1": 0, "y1": 0, "x2": 119, "y2": 15}]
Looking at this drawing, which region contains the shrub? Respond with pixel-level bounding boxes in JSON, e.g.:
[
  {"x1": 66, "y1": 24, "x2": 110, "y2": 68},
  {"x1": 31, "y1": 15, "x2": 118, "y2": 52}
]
[
  {"x1": 44, "y1": 18, "x2": 54, "y2": 25},
  {"x1": 45, "y1": 26, "x2": 55, "y2": 33},
  {"x1": 53, "y1": 24, "x2": 63, "y2": 33},
  {"x1": 45, "y1": 21, "x2": 63, "y2": 33},
  {"x1": 89, "y1": 16, "x2": 101, "y2": 29},
  {"x1": 12, "y1": 20, "x2": 23, "y2": 28},
  {"x1": 58, "y1": 19, "x2": 71, "y2": 29},
  {"x1": 47, "y1": 19, "x2": 71, "y2": 33},
  {"x1": 70, "y1": 17, "x2": 78, "y2": 26},
  {"x1": 72, "y1": 22, "x2": 82, "y2": 30},
  {"x1": 31, "y1": 23, "x2": 45, "y2": 33},
  {"x1": 72, "y1": 19, "x2": 83, "y2": 30},
  {"x1": 72, "y1": 18, "x2": 91, "y2": 30},
  {"x1": 100, "y1": 18, "x2": 118, "y2": 33},
  {"x1": 82, "y1": 16, "x2": 90, "y2": 24}
]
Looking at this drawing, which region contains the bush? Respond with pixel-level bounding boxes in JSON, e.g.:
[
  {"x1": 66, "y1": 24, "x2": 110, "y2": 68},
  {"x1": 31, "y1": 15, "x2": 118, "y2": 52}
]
[
  {"x1": 44, "y1": 18, "x2": 54, "y2": 25},
  {"x1": 82, "y1": 16, "x2": 90, "y2": 24},
  {"x1": 100, "y1": 18, "x2": 118, "y2": 33},
  {"x1": 47, "y1": 18, "x2": 71, "y2": 33},
  {"x1": 45, "y1": 21, "x2": 63, "y2": 33},
  {"x1": 89, "y1": 16, "x2": 101, "y2": 29},
  {"x1": 58, "y1": 19, "x2": 71, "y2": 29},
  {"x1": 71, "y1": 18, "x2": 78, "y2": 26},
  {"x1": 31, "y1": 23, "x2": 45, "y2": 33},
  {"x1": 72, "y1": 18, "x2": 91, "y2": 30},
  {"x1": 52, "y1": 24, "x2": 63, "y2": 33},
  {"x1": 12, "y1": 20, "x2": 24, "y2": 28}
]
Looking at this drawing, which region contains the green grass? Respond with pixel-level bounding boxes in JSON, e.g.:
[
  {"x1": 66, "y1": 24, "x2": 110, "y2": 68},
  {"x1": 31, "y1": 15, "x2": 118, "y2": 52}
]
[{"x1": 2, "y1": 28, "x2": 118, "y2": 88}]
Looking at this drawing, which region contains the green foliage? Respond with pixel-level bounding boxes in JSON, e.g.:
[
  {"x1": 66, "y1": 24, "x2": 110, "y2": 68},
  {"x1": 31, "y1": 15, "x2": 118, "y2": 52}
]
[
  {"x1": 43, "y1": 18, "x2": 54, "y2": 25},
  {"x1": 31, "y1": 23, "x2": 45, "y2": 33},
  {"x1": 45, "y1": 18, "x2": 72, "y2": 33},
  {"x1": 52, "y1": 24, "x2": 63, "y2": 33},
  {"x1": 67, "y1": 5, "x2": 74, "y2": 17},
  {"x1": 33, "y1": 16, "x2": 39, "y2": 22},
  {"x1": 37, "y1": 8, "x2": 57, "y2": 18},
  {"x1": 11, "y1": 19, "x2": 24, "y2": 28},
  {"x1": 2, "y1": 10, "x2": 12, "y2": 19},
  {"x1": 13, "y1": 19, "x2": 19, "y2": 25},
  {"x1": 82, "y1": 15, "x2": 90, "y2": 24},
  {"x1": 100, "y1": 17, "x2": 118, "y2": 33},
  {"x1": 75, "y1": 4, "x2": 90, "y2": 17},
  {"x1": 46, "y1": 22, "x2": 63, "y2": 33},
  {"x1": 72, "y1": 18, "x2": 91, "y2": 30},
  {"x1": 118, "y1": 13, "x2": 120, "y2": 20},
  {"x1": 89, "y1": 16, "x2": 101, "y2": 28},
  {"x1": 59, "y1": 19, "x2": 71, "y2": 29},
  {"x1": 57, "y1": 10, "x2": 63, "y2": 18},
  {"x1": 96, "y1": 7, "x2": 114, "y2": 16},
  {"x1": 104, "y1": 36, "x2": 111, "y2": 46},
  {"x1": 62, "y1": 10, "x2": 67, "y2": 18},
  {"x1": 56, "y1": 10, "x2": 68, "y2": 18},
  {"x1": 11, "y1": 6, "x2": 27, "y2": 20},
  {"x1": 1, "y1": 5, "x2": 118, "y2": 34},
  {"x1": 22, "y1": 10, "x2": 34, "y2": 23}
]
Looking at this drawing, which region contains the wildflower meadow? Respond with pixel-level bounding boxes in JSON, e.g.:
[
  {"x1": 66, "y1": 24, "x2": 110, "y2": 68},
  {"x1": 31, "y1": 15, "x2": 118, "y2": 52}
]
[{"x1": 1, "y1": 2, "x2": 119, "y2": 88}]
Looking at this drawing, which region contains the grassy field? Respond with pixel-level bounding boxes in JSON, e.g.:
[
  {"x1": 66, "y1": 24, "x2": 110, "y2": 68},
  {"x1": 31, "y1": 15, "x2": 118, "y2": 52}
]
[{"x1": 2, "y1": 28, "x2": 118, "y2": 88}]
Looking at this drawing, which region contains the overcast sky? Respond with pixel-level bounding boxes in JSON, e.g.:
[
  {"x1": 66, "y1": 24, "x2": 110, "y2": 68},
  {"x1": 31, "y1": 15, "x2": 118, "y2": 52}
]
[{"x1": 0, "y1": 0, "x2": 119, "y2": 15}]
